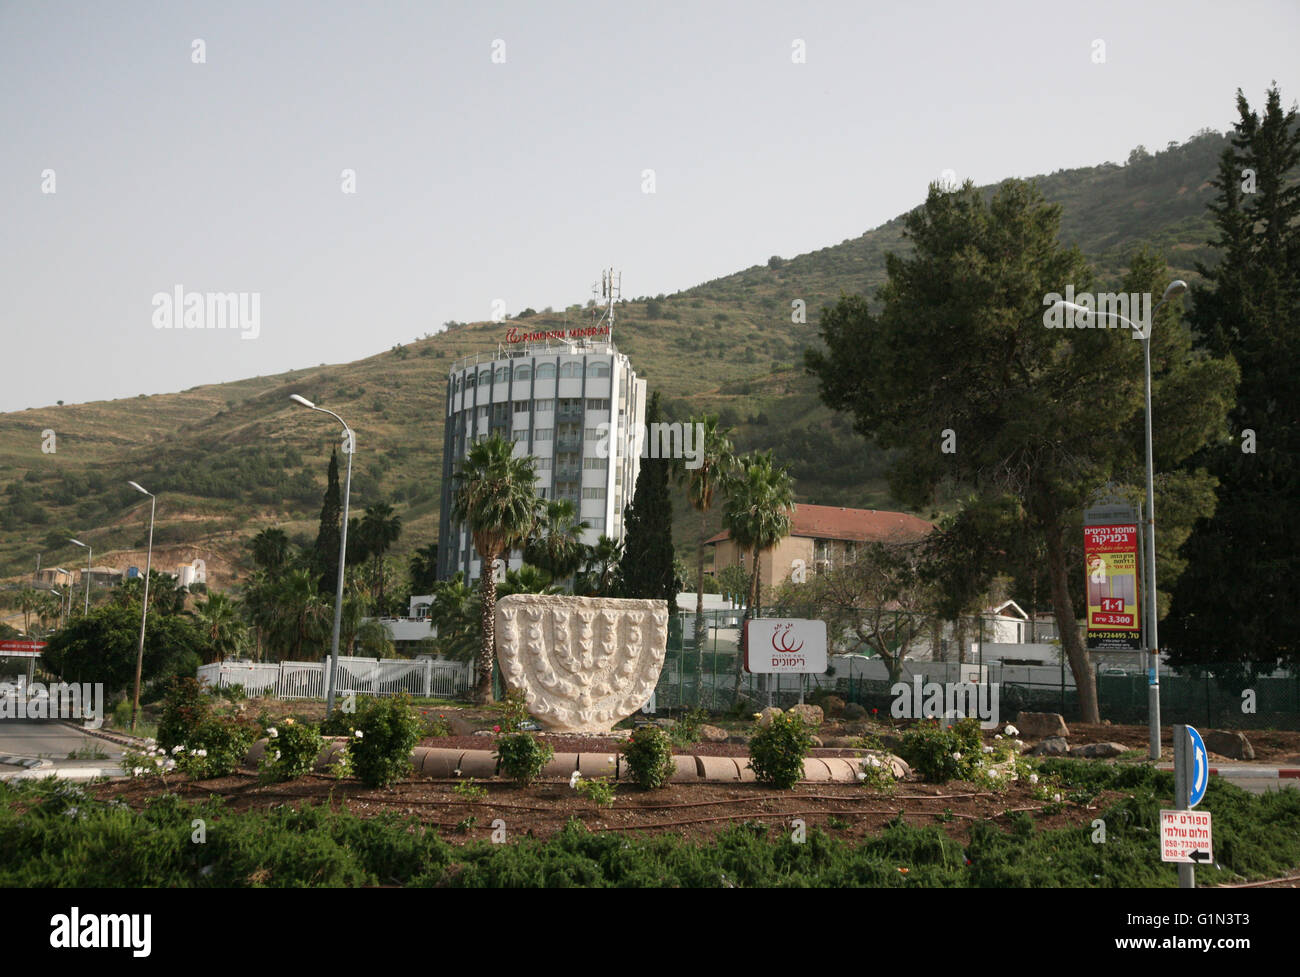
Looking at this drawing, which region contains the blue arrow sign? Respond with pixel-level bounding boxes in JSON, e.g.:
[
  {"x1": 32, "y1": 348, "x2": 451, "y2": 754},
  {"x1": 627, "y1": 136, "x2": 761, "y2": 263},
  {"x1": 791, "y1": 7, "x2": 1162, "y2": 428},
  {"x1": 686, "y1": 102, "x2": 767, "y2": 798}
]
[{"x1": 1187, "y1": 726, "x2": 1208, "y2": 809}]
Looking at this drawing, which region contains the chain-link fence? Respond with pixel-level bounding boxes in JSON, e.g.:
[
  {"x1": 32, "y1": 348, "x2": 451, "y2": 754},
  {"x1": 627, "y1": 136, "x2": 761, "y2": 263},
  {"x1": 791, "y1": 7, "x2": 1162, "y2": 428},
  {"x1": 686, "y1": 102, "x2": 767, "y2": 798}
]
[{"x1": 651, "y1": 610, "x2": 1300, "y2": 730}]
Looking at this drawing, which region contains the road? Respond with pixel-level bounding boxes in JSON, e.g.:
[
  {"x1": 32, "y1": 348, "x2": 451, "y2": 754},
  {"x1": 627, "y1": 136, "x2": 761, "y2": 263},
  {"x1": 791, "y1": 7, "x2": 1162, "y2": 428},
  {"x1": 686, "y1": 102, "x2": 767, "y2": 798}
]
[{"x1": 0, "y1": 719, "x2": 124, "y2": 778}]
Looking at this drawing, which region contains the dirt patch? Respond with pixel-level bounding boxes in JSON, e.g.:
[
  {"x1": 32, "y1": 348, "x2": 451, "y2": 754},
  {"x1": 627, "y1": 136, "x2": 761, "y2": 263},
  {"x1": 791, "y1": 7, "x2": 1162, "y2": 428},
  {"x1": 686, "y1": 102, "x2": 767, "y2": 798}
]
[
  {"x1": 1051, "y1": 723, "x2": 1300, "y2": 763},
  {"x1": 85, "y1": 772, "x2": 1102, "y2": 847}
]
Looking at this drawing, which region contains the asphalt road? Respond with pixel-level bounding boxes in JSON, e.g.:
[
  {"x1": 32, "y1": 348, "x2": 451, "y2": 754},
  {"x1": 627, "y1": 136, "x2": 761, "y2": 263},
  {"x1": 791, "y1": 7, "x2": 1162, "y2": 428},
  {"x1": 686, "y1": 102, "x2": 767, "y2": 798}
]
[{"x1": 0, "y1": 719, "x2": 123, "y2": 766}]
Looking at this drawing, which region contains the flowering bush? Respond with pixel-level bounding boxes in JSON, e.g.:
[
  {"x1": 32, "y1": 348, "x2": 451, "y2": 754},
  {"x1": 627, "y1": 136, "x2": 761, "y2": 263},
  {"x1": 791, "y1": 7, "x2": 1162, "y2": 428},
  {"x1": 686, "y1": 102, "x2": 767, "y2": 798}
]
[
  {"x1": 500, "y1": 688, "x2": 531, "y2": 733},
  {"x1": 346, "y1": 694, "x2": 425, "y2": 788},
  {"x1": 747, "y1": 712, "x2": 815, "y2": 789},
  {"x1": 493, "y1": 732, "x2": 554, "y2": 786},
  {"x1": 258, "y1": 719, "x2": 325, "y2": 783},
  {"x1": 423, "y1": 712, "x2": 453, "y2": 738},
  {"x1": 897, "y1": 718, "x2": 984, "y2": 782},
  {"x1": 122, "y1": 739, "x2": 177, "y2": 779},
  {"x1": 157, "y1": 677, "x2": 210, "y2": 751},
  {"x1": 618, "y1": 725, "x2": 676, "y2": 789}
]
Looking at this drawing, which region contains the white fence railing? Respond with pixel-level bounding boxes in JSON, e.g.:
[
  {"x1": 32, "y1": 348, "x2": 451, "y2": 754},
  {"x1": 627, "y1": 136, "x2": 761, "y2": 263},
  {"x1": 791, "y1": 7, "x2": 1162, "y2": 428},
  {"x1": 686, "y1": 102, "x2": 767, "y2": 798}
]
[{"x1": 197, "y1": 657, "x2": 472, "y2": 701}]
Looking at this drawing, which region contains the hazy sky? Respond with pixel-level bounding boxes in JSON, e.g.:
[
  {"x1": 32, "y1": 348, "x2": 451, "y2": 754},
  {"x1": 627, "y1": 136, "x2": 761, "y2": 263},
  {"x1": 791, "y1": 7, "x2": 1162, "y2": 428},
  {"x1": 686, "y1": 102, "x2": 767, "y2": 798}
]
[{"x1": 2, "y1": 0, "x2": 1297, "y2": 413}]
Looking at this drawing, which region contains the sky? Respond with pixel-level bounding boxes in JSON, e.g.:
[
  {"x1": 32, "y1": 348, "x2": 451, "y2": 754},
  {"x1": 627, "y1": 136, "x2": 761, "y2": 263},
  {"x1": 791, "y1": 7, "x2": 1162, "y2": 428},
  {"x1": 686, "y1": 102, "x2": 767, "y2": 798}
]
[{"x1": 2, "y1": 0, "x2": 1298, "y2": 413}]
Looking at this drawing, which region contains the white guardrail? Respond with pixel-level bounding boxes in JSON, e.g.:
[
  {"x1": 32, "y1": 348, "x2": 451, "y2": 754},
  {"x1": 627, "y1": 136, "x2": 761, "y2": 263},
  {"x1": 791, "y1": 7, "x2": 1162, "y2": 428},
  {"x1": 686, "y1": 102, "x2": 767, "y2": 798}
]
[{"x1": 196, "y1": 657, "x2": 471, "y2": 700}]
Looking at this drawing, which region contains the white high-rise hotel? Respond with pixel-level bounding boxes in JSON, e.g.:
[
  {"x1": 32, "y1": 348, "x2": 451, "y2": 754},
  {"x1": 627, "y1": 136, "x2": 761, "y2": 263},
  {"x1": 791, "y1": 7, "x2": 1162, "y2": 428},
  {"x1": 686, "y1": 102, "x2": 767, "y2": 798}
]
[{"x1": 437, "y1": 280, "x2": 646, "y2": 582}]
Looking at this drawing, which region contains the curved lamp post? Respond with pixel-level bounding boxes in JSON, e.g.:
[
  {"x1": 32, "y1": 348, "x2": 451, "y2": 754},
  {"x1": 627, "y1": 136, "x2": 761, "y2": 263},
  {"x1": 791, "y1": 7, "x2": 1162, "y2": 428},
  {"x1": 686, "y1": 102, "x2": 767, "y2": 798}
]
[
  {"x1": 128, "y1": 481, "x2": 155, "y2": 732},
  {"x1": 290, "y1": 394, "x2": 353, "y2": 715},
  {"x1": 69, "y1": 538, "x2": 91, "y2": 616},
  {"x1": 1053, "y1": 279, "x2": 1187, "y2": 761}
]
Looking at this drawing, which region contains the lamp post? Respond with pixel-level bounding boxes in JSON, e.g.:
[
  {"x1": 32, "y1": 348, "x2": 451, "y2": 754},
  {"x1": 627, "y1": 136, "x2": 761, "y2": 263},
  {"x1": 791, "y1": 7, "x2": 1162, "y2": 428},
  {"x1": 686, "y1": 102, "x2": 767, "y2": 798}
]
[
  {"x1": 1053, "y1": 280, "x2": 1187, "y2": 760},
  {"x1": 54, "y1": 569, "x2": 72, "y2": 624},
  {"x1": 290, "y1": 394, "x2": 353, "y2": 715},
  {"x1": 69, "y1": 539, "x2": 91, "y2": 616},
  {"x1": 128, "y1": 481, "x2": 155, "y2": 732}
]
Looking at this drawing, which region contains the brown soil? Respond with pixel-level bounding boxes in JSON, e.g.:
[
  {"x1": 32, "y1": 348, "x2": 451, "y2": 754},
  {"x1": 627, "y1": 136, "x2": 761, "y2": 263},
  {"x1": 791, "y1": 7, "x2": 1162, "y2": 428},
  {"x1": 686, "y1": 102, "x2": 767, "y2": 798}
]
[
  {"x1": 85, "y1": 772, "x2": 1105, "y2": 847},
  {"x1": 1060, "y1": 723, "x2": 1300, "y2": 764}
]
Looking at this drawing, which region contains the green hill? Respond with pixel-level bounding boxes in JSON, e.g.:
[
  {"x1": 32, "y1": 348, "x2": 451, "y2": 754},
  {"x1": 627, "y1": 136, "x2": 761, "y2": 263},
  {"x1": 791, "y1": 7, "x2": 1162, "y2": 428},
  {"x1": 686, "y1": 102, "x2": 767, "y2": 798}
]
[{"x1": 0, "y1": 131, "x2": 1235, "y2": 588}]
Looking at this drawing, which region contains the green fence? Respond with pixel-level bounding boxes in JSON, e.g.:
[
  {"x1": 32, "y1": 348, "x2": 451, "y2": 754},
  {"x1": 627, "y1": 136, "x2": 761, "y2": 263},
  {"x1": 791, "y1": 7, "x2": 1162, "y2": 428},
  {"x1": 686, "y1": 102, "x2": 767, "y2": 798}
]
[{"x1": 652, "y1": 610, "x2": 1300, "y2": 730}]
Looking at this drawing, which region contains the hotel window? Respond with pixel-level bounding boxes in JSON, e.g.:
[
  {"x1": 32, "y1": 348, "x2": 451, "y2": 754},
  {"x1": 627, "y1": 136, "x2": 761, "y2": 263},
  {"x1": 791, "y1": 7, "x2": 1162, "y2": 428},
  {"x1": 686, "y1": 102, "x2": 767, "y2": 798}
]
[
  {"x1": 587, "y1": 517, "x2": 605, "y2": 533},
  {"x1": 536, "y1": 363, "x2": 556, "y2": 379},
  {"x1": 584, "y1": 427, "x2": 603, "y2": 440},
  {"x1": 583, "y1": 457, "x2": 608, "y2": 470},
  {"x1": 514, "y1": 401, "x2": 530, "y2": 414},
  {"x1": 535, "y1": 400, "x2": 553, "y2": 412},
  {"x1": 586, "y1": 361, "x2": 611, "y2": 378},
  {"x1": 585, "y1": 398, "x2": 609, "y2": 411},
  {"x1": 512, "y1": 429, "x2": 528, "y2": 442},
  {"x1": 495, "y1": 367, "x2": 510, "y2": 384},
  {"x1": 559, "y1": 362, "x2": 581, "y2": 378},
  {"x1": 478, "y1": 370, "x2": 491, "y2": 386},
  {"x1": 465, "y1": 373, "x2": 476, "y2": 388},
  {"x1": 534, "y1": 428, "x2": 553, "y2": 440},
  {"x1": 535, "y1": 458, "x2": 553, "y2": 470},
  {"x1": 476, "y1": 406, "x2": 489, "y2": 421},
  {"x1": 514, "y1": 364, "x2": 532, "y2": 380},
  {"x1": 582, "y1": 487, "x2": 606, "y2": 500}
]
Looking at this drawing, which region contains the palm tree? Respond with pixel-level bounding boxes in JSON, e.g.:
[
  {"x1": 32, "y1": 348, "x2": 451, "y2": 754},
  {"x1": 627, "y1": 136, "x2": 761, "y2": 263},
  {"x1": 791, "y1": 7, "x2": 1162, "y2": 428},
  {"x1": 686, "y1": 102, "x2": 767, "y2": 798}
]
[
  {"x1": 16, "y1": 588, "x2": 41, "y2": 634},
  {"x1": 674, "y1": 412, "x2": 736, "y2": 685},
  {"x1": 358, "y1": 502, "x2": 402, "y2": 610},
  {"x1": 450, "y1": 434, "x2": 539, "y2": 703},
  {"x1": 249, "y1": 527, "x2": 291, "y2": 573},
  {"x1": 524, "y1": 499, "x2": 588, "y2": 588},
  {"x1": 272, "y1": 568, "x2": 332, "y2": 662},
  {"x1": 35, "y1": 591, "x2": 62, "y2": 635},
  {"x1": 428, "y1": 572, "x2": 478, "y2": 663},
  {"x1": 723, "y1": 451, "x2": 795, "y2": 688},
  {"x1": 193, "y1": 592, "x2": 247, "y2": 663},
  {"x1": 576, "y1": 534, "x2": 623, "y2": 596},
  {"x1": 408, "y1": 541, "x2": 439, "y2": 594}
]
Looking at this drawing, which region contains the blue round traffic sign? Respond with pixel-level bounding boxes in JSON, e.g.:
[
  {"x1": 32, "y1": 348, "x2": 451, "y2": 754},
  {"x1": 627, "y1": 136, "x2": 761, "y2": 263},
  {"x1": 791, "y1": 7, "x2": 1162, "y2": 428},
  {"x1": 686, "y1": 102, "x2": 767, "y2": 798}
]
[{"x1": 1186, "y1": 725, "x2": 1208, "y2": 809}]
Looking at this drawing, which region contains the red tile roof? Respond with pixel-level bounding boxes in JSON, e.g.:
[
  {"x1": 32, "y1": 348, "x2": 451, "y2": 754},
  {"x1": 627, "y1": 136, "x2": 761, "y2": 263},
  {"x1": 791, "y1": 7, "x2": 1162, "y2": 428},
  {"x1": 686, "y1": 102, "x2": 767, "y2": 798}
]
[{"x1": 706, "y1": 504, "x2": 933, "y2": 545}]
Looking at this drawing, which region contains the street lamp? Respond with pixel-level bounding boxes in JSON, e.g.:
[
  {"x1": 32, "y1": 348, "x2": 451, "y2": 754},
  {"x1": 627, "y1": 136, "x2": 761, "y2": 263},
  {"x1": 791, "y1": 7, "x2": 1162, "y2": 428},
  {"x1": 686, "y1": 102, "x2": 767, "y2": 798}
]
[
  {"x1": 1053, "y1": 279, "x2": 1187, "y2": 760},
  {"x1": 69, "y1": 538, "x2": 91, "y2": 616},
  {"x1": 53, "y1": 569, "x2": 73, "y2": 625},
  {"x1": 128, "y1": 481, "x2": 156, "y2": 732},
  {"x1": 290, "y1": 394, "x2": 353, "y2": 715}
]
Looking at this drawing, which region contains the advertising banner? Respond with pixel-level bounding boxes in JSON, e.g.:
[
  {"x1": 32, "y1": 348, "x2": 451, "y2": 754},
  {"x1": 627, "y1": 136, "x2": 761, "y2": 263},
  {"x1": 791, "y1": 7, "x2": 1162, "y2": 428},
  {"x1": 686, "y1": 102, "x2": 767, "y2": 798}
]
[{"x1": 1083, "y1": 509, "x2": 1142, "y2": 651}]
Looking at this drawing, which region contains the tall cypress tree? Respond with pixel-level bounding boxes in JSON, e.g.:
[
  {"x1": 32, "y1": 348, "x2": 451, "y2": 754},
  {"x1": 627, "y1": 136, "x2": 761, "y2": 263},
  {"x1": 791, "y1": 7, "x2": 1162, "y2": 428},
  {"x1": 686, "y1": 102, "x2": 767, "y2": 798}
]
[
  {"x1": 618, "y1": 392, "x2": 676, "y2": 604},
  {"x1": 314, "y1": 449, "x2": 342, "y2": 595},
  {"x1": 1165, "y1": 86, "x2": 1300, "y2": 671}
]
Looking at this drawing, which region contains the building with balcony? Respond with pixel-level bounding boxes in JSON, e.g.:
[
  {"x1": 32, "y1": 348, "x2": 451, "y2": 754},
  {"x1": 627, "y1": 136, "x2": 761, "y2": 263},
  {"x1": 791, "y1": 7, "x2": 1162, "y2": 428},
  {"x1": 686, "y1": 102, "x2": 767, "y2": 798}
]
[{"x1": 437, "y1": 335, "x2": 646, "y2": 582}]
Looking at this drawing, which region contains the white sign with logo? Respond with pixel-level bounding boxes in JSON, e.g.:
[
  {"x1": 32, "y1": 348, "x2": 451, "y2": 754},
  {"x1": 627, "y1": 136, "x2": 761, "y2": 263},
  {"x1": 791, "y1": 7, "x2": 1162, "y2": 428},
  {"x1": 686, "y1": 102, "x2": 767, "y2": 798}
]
[{"x1": 744, "y1": 618, "x2": 827, "y2": 674}]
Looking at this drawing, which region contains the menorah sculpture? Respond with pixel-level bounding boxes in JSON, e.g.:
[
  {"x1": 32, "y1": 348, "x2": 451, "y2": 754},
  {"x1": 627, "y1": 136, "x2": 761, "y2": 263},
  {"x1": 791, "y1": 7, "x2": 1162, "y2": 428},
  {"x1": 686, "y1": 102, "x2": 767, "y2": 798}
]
[{"x1": 495, "y1": 594, "x2": 669, "y2": 733}]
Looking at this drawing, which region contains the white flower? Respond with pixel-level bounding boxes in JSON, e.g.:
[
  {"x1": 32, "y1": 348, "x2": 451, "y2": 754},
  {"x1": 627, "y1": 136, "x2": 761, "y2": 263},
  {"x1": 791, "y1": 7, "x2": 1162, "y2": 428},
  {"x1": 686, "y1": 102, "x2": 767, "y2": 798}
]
[
  {"x1": 1004, "y1": 725, "x2": 1019, "y2": 736},
  {"x1": 856, "y1": 771, "x2": 867, "y2": 781},
  {"x1": 1029, "y1": 773, "x2": 1039, "y2": 785},
  {"x1": 951, "y1": 752, "x2": 962, "y2": 761},
  {"x1": 1052, "y1": 792, "x2": 1062, "y2": 802},
  {"x1": 354, "y1": 730, "x2": 363, "y2": 739},
  {"x1": 195, "y1": 749, "x2": 207, "y2": 758},
  {"x1": 982, "y1": 746, "x2": 994, "y2": 754},
  {"x1": 171, "y1": 745, "x2": 184, "y2": 754},
  {"x1": 988, "y1": 768, "x2": 1000, "y2": 778},
  {"x1": 994, "y1": 734, "x2": 1003, "y2": 740},
  {"x1": 267, "y1": 728, "x2": 278, "y2": 738},
  {"x1": 1014, "y1": 740, "x2": 1024, "y2": 749},
  {"x1": 569, "y1": 771, "x2": 582, "y2": 789},
  {"x1": 132, "y1": 767, "x2": 144, "y2": 777}
]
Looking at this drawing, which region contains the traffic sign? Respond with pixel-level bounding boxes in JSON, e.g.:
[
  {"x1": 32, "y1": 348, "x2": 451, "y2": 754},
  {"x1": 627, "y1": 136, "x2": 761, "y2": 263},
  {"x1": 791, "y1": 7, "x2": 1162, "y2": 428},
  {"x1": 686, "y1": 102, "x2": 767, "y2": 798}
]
[
  {"x1": 1186, "y1": 725, "x2": 1208, "y2": 808},
  {"x1": 1160, "y1": 809, "x2": 1213, "y2": 864}
]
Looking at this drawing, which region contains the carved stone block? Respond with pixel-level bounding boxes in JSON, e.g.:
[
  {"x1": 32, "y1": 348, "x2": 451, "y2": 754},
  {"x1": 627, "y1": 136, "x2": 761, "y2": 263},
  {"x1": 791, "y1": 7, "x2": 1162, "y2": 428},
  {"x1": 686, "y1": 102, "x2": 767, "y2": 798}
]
[{"x1": 495, "y1": 594, "x2": 669, "y2": 733}]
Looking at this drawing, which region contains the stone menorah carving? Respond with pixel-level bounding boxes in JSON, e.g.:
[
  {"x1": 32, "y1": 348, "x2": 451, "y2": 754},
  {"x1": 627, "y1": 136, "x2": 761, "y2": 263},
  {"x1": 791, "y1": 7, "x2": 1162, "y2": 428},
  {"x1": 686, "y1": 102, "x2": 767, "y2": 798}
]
[{"x1": 495, "y1": 594, "x2": 669, "y2": 733}]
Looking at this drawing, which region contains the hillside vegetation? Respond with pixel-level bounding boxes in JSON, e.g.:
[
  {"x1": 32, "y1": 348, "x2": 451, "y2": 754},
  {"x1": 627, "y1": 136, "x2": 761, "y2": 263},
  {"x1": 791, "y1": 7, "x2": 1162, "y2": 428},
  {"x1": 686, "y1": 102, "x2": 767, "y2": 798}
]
[{"x1": 0, "y1": 132, "x2": 1234, "y2": 585}]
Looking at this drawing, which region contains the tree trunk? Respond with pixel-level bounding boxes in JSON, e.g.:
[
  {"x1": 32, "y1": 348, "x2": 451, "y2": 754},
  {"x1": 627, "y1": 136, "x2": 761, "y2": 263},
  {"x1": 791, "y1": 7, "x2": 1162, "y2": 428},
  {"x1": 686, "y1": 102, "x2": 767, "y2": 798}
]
[
  {"x1": 1045, "y1": 519, "x2": 1100, "y2": 723},
  {"x1": 477, "y1": 558, "x2": 498, "y2": 704}
]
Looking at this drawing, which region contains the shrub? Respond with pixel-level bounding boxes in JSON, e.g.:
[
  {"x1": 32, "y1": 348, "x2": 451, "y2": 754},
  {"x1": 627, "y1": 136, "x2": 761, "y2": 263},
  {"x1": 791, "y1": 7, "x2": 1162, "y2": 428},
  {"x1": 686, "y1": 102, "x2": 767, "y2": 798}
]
[
  {"x1": 320, "y1": 708, "x2": 354, "y2": 736},
  {"x1": 574, "y1": 776, "x2": 616, "y2": 807},
  {"x1": 493, "y1": 732, "x2": 554, "y2": 787},
  {"x1": 173, "y1": 715, "x2": 258, "y2": 779},
  {"x1": 619, "y1": 725, "x2": 676, "y2": 789},
  {"x1": 748, "y1": 712, "x2": 815, "y2": 789},
  {"x1": 347, "y1": 694, "x2": 425, "y2": 788},
  {"x1": 668, "y1": 708, "x2": 708, "y2": 748},
  {"x1": 157, "y1": 677, "x2": 209, "y2": 751},
  {"x1": 897, "y1": 718, "x2": 984, "y2": 783},
  {"x1": 259, "y1": 719, "x2": 325, "y2": 783},
  {"x1": 110, "y1": 698, "x2": 133, "y2": 730},
  {"x1": 841, "y1": 702, "x2": 867, "y2": 721},
  {"x1": 500, "y1": 688, "x2": 530, "y2": 732},
  {"x1": 424, "y1": 713, "x2": 453, "y2": 737},
  {"x1": 453, "y1": 778, "x2": 487, "y2": 802}
]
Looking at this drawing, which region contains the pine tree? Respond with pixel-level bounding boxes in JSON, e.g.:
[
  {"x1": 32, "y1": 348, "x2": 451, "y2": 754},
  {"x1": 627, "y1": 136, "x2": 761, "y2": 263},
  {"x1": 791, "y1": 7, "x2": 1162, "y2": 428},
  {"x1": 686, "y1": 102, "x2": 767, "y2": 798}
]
[
  {"x1": 314, "y1": 449, "x2": 342, "y2": 595},
  {"x1": 619, "y1": 392, "x2": 676, "y2": 604},
  {"x1": 1164, "y1": 85, "x2": 1300, "y2": 671}
]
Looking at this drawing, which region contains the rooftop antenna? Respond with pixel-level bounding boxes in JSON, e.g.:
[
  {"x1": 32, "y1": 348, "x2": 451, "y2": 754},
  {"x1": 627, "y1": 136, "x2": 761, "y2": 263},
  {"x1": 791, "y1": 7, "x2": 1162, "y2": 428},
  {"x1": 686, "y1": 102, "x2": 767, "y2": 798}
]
[{"x1": 591, "y1": 267, "x2": 620, "y2": 344}]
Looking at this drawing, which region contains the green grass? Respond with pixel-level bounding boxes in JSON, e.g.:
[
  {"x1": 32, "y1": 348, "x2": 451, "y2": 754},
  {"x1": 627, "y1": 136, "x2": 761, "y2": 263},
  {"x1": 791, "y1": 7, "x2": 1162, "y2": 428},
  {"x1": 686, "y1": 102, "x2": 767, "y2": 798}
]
[{"x1": 1, "y1": 761, "x2": 1296, "y2": 887}]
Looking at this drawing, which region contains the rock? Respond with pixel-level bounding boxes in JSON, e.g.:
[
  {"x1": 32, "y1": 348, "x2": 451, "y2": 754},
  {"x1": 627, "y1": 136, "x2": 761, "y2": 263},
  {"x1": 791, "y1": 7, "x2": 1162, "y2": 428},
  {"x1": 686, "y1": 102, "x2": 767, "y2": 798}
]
[
  {"x1": 787, "y1": 704, "x2": 824, "y2": 728},
  {"x1": 1203, "y1": 729, "x2": 1255, "y2": 760},
  {"x1": 1101, "y1": 719, "x2": 1112, "y2": 726},
  {"x1": 653, "y1": 718, "x2": 677, "y2": 729},
  {"x1": 1068, "y1": 741, "x2": 1128, "y2": 759},
  {"x1": 757, "y1": 707, "x2": 783, "y2": 727},
  {"x1": 700, "y1": 724, "x2": 729, "y2": 743},
  {"x1": 1015, "y1": 712, "x2": 1071, "y2": 739},
  {"x1": 841, "y1": 703, "x2": 867, "y2": 721},
  {"x1": 817, "y1": 695, "x2": 846, "y2": 718},
  {"x1": 1029, "y1": 736, "x2": 1070, "y2": 757}
]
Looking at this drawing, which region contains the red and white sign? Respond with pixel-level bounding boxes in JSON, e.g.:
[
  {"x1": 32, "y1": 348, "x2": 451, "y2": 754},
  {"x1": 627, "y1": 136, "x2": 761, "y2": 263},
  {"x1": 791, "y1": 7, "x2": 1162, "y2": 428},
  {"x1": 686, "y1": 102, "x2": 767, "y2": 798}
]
[
  {"x1": 0, "y1": 641, "x2": 47, "y2": 658},
  {"x1": 504, "y1": 324, "x2": 611, "y2": 344},
  {"x1": 1084, "y1": 522, "x2": 1142, "y2": 651},
  {"x1": 1159, "y1": 809, "x2": 1213, "y2": 864},
  {"x1": 743, "y1": 618, "x2": 827, "y2": 674}
]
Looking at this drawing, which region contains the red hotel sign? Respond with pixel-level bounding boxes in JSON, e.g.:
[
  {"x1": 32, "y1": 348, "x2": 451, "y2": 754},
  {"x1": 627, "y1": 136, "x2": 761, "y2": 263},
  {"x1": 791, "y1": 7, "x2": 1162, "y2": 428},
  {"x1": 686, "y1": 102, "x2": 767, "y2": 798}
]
[
  {"x1": 504, "y1": 324, "x2": 611, "y2": 344},
  {"x1": 0, "y1": 640, "x2": 47, "y2": 657}
]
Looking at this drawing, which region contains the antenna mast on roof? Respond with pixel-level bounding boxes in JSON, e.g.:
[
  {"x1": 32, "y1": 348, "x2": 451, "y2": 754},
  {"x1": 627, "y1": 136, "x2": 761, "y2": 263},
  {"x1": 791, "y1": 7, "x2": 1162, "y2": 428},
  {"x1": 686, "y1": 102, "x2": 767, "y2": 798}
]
[{"x1": 591, "y1": 267, "x2": 620, "y2": 345}]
